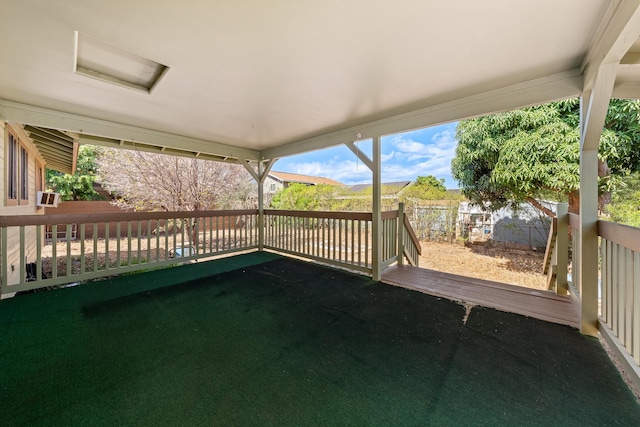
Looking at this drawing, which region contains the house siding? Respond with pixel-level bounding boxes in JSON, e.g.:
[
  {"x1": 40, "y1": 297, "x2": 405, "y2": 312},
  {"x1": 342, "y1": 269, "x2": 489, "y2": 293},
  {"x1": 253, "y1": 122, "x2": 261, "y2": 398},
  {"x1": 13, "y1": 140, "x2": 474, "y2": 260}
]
[{"x1": 1, "y1": 122, "x2": 46, "y2": 292}]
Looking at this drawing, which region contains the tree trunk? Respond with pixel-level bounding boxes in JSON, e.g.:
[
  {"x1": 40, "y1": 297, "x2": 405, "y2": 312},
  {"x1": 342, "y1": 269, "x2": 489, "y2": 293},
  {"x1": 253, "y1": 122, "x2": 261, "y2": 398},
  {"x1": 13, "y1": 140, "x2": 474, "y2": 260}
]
[
  {"x1": 526, "y1": 197, "x2": 557, "y2": 218},
  {"x1": 568, "y1": 191, "x2": 580, "y2": 214}
]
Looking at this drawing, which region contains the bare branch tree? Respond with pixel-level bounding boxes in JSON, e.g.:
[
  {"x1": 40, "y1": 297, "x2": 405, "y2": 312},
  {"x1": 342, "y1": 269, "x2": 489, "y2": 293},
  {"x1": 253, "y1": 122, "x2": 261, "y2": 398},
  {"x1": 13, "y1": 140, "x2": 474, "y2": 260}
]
[{"x1": 97, "y1": 149, "x2": 254, "y2": 212}]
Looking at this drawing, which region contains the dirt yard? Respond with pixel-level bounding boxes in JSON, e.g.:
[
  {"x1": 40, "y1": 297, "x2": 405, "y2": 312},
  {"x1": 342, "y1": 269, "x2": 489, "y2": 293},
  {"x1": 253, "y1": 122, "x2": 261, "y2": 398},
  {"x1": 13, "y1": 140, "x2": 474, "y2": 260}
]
[{"x1": 419, "y1": 241, "x2": 547, "y2": 290}]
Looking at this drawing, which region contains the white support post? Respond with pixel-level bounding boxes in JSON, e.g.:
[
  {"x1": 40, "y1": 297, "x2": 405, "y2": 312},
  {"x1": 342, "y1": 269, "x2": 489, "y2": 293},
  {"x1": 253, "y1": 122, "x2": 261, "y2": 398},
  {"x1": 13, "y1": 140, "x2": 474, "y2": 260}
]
[
  {"x1": 243, "y1": 159, "x2": 277, "y2": 251},
  {"x1": 372, "y1": 136, "x2": 382, "y2": 281},
  {"x1": 257, "y1": 161, "x2": 265, "y2": 251},
  {"x1": 579, "y1": 62, "x2": 616, "y2": 336},
  {"x1": 397, "y1": 202, "x2": 405, "y2": 266},
  {"x1": 556, "y1": 202, "x2": 568, "y2": 296},
  {"x1": 579, "y1": 149, "x2": 600, "y2": 336}
]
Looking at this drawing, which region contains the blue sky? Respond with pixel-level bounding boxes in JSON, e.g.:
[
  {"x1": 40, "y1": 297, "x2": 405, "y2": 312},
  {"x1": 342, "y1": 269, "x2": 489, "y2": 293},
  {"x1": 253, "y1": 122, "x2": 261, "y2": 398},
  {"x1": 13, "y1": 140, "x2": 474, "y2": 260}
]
[{"x1": 273, "y1": 122, "x2": 459, "y2": 189}]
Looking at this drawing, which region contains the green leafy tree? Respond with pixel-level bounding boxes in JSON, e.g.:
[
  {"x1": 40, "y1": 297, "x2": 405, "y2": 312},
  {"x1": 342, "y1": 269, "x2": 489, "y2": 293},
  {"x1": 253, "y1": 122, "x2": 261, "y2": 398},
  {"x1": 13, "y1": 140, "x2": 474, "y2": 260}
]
[
  {"x1": 606, "y1": 172, "x2": 640, "y2": 227},
  {"x1": 402, "y1": 175, "x2": 447, "y2": 200},
  {"x1": 452, "y1": 99, "x2": 640, "y2": 216},
  {"x1": 271, "y1": 184, "x2": 346, "y2": 210},
  {"x1": 46, "y1": 145, "x2": 101, "y2": 201}
]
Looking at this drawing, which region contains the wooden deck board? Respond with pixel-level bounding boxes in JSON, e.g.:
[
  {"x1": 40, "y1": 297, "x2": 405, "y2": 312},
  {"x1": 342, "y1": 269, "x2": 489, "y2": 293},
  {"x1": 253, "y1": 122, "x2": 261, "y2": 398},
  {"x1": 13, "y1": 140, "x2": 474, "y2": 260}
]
[{"x1": 381, "y1": 265, "x2": 580, "y2": 328}]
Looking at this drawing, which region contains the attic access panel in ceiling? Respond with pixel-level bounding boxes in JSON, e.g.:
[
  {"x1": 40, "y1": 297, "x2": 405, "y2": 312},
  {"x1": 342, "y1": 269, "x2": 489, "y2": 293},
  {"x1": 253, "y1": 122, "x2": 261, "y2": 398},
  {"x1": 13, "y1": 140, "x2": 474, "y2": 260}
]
[{"x1": 74, "y1": 31, "x2": 169, "y2": 94}]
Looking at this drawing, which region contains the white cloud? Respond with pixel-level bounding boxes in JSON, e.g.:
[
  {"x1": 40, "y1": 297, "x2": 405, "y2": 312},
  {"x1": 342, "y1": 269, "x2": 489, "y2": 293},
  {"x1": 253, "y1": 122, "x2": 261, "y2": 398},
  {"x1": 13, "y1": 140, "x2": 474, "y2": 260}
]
[
  {"x1": 393, "y1": 138, "x2": 427, "y2": 154},
  {"x1": 381, "y1": 151, "x2": 395, "y2": 162},
  {"x1": 279, "y1": 124, "x2": 460, "y2": 187}
]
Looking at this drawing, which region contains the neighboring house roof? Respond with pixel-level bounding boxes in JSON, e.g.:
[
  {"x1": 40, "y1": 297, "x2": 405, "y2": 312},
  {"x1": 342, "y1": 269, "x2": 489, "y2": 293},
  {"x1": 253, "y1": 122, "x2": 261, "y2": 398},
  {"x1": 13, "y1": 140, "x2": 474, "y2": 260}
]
[
  {"x1": 349, "y1": 181, "x2": 412, "y2": 195},
  {"x1": 268, "y1": 171, "x2": 344, "y2": 186}
]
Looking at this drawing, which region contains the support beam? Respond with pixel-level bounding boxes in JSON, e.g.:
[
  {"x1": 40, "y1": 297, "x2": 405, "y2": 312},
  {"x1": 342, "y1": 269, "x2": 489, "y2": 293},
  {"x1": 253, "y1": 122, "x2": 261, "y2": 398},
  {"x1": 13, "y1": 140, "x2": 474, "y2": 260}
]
[
  {"x1": 243, "y1": 159, "x2": 277, "y2": 251},
  {"x1": 261, "y1": 70, "x2": 582, "y2": 160},
  {"x1": 0, "y1": 99, "x2": 260, "y2": 162},
  {"x1": 581, "y1": 63, "x2": 618, "y2": 151},
  {"x1": 344, "y1": 141, "x2": 374, "y2": 171},
  {"x1": 371, "y1": 136, "x2": 382, "y2": 282},
  {"x1": 242, "y1": 160, "x2": 260, "y2": 182},
  {"x1": 582, "y1": 0, "x2": 640, "y2": 92}
]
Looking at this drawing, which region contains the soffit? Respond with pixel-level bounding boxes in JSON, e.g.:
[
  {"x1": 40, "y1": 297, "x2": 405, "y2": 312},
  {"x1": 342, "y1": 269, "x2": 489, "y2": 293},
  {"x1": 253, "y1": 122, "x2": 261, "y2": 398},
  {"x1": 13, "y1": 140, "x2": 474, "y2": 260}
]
[
  {"x1": 0, "y1": 0, "x2": 614, "y2": 155},
  {"x1": 24, "y1": 125, "x2": 76, "y2": 174}
]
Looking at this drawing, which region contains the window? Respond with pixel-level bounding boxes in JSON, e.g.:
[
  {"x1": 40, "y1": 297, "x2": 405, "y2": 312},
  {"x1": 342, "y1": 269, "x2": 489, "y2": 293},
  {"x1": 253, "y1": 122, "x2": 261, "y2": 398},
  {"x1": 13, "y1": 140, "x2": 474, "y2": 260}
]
[
  {"x1": 270, "y1": 183, "x2": 276, "y2": 192},
  {"x1": 6, "y1": 129, "x2": 31, "y2": 206},
  {"x1": 20, "y1": 146, "x2": 29, "y2": 202},
  {"x1": 7, "y1": 132, "x2": 18, "y2": 202}
]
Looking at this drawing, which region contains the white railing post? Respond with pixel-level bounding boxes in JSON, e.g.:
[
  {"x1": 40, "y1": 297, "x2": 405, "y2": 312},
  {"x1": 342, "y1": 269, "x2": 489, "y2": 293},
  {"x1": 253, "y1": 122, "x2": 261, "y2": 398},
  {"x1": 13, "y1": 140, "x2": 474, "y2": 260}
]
[
  {"x1": 397, "y1": 203, "x2": 405, "y2": 266},
  {"x1": 372, "y1": 135, "x2": 382, "y2": 281}
]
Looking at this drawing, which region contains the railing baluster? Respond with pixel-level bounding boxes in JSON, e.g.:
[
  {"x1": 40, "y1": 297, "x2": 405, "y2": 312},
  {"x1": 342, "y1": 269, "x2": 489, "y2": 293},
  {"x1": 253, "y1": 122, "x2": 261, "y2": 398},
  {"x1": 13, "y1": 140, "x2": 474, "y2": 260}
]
[
  {"x1": 52, "y1": 225, "x2": 58, "y2": 278},
  {"x1": 127, "y1": 222, "x2": 133, "y2": 266},
  {"x1": 234, "y1": 215, "x2": 238, "y2": 250},
  {"x1": 146, "y1": 220, "x2": 151, "y2": 263},
  {"x1": 137, "y1": 221, "x2": 142, "y2": 264},
  {"x1": 1, "y1": 226, "x2": 8, "y2": 290},
  {"x1": 625, "y1": 247, "x2": 633, "y2": 353},
  {"x1": 211, "y1": 216, "x2": 215, "y2": 253},
  {"x1": 66, "y1": 224, "x2": 72, "y2": 277},
  {"x1": 80, "y1": 224, "x2": 86, "y2": 274},
  {"x1": 172, "y1": 218, "x2": 177, "y2": 259},
  {"x1": 164, "y1": 220, "x2": 169, "y2": 261},
  {"x1": 618, "y1": 243, "x2": 625, "y2": 340},
  {"x1": 36, "y1": 225, "x2": 42, "y2": 282},
  {"x1": 116, "y1": 222, "x2": 122, "y2": 268},
  {"x1": 92, "y1": 224, "x2": 98, "y2": 272},
  {"x1": 606, "y1": 239, "x2": 612, "y2": 324},
  {"x1": 19, "y1": 226, "x2": 26, "y2": 284},
  {"x1": 365, "y1": 220, "x2": 369, "y2": 268},
  {"x1": 634, "y1": 251, "x2": 640, "y2": 364},
  {"x1": 215, "y1": 216, "x2": 219, "y2": 251},
  {"x1": 104, "y1": 223, "x2": 110, "y2": 270}
]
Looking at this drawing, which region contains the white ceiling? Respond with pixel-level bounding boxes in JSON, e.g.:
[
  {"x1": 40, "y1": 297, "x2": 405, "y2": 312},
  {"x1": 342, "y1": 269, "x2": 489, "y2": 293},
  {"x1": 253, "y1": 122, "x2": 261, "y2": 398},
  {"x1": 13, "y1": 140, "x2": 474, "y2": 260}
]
[{"x1": 1, "y1": 0, "x2": 639, "y2": 162}]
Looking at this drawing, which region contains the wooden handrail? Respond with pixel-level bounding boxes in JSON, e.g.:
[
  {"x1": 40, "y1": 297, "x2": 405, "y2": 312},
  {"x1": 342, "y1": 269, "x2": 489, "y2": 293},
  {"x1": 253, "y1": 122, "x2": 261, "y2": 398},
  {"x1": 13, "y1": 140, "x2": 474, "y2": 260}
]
[
  {"x1": 598, "y1": 219, "x2": 640, "y2": 252},
  {"x1": 0, "y1": 209, "x2": 259, "y2": 227},
  {"x1": 403, "y1": 215, "x2": 422, "y2": 255},
  {"x1": 542, "y1": 217, "x2": 557, "y2": 275},
  {"x1": 381, "y1": 210, "x2": 399, "y2": 220},
  {"x1": 264, "y1": 209, "x2": 372, "y2": 221}
]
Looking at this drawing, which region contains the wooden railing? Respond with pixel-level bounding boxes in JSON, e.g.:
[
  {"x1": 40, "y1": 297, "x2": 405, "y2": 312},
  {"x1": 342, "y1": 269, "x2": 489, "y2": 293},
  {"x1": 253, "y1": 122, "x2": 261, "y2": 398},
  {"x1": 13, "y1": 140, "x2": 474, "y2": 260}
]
[
  {"x1": 263, "y1": 204, "x2": 420, "y2": 274},
  {"x1": 1, "y1": 207, "x2": 422, "y2": 295},
  {"x1": 402, "y1": 213, "x2": 422, "y2": 266},
  {"x1": 551, "y1": 210, "x2": 640, "y2": 388},
  {"x1": 264, "y1": 209, "x2": 374, "y2": 273},
  {"x1": 0, "y1": 209, "x2": 259, "y2": 295},
  {"x1": 599, "y1": 219, "x2": 640, "y2": 380},
  {"x1": 381, "y1": 210, "x2": 399, "y2": 268}
]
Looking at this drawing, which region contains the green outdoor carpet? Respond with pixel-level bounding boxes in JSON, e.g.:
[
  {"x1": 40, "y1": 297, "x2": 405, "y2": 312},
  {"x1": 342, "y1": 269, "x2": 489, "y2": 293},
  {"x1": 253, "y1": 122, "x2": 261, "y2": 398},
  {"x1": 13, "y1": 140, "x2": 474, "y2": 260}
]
[{"x1": 1, "y1": 253, "x2": 639, "y2": 426}]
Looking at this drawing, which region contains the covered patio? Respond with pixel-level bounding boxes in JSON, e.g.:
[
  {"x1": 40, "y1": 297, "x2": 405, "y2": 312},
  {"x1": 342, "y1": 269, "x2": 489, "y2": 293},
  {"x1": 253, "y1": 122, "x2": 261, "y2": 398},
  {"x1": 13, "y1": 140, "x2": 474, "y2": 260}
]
[
  {"x1": 2, "y1": 0, "x2": 640, "y2": 423},
  {"x1": 3, "y1": 253, "x2": 639, "y2": 425}
]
